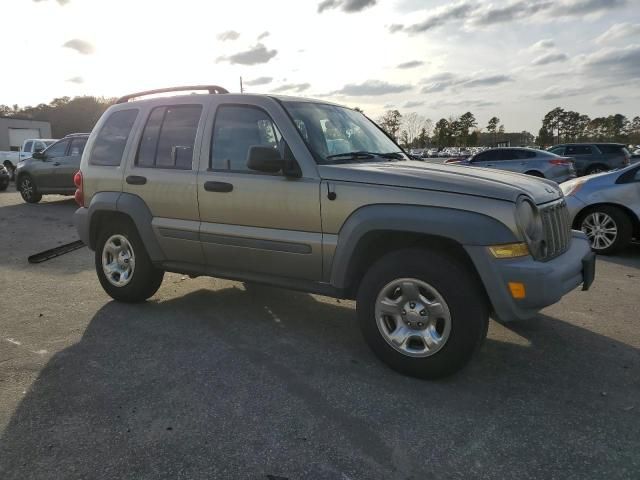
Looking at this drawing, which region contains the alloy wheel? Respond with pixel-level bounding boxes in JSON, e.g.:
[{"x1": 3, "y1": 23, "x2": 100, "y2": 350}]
[
  {"x1": 582, "y1": 212, "x2": 617, "y2": 250},
  {"x1": 374, "y1": 278, "x2": 452, "y2": 358}
]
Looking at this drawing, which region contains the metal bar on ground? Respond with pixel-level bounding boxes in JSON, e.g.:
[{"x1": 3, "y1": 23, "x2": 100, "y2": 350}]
[{"x1": 28, "y1": 240, "x2": 85, "y2": 264}]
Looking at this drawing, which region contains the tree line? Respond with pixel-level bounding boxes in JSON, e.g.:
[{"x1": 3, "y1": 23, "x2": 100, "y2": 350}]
[
  {"x1": 538, "y1": 107, "x2": 640, "y2": 146},
  {"x1": 0, "y1": 96, "x2": 115, "y2": 138}
]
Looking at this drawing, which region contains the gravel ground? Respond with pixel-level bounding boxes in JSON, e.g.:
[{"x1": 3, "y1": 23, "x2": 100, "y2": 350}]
[{"x1": 0, "y1": 189, "x2": 638, "y2": 480}]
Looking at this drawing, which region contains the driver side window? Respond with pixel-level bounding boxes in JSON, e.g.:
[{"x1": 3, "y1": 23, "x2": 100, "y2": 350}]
[
  {"x1": 211, "y1": 105, "x2": 283, "y2": 173},
  {"x1": 44, "y1": 140, "x2": 70, "y2": 159}
]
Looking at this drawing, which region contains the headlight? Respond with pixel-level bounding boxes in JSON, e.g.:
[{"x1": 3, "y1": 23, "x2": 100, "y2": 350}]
[
  {"x1": 560, "y1": 179, "x2": 585, "y2": 196},
  {"x1": 515, "y1": 196, "x2": 545, "y2": 257}
]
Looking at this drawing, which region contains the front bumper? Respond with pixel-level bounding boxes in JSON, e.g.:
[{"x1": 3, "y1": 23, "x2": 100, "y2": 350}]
[{"x1": 465, "y1": 231, "x2": 595, "y2": 322}]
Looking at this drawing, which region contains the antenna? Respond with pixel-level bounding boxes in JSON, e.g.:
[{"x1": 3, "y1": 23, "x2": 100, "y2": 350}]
[{"x1": 240, "y1": 76, "x2": 244, "y2": 93}]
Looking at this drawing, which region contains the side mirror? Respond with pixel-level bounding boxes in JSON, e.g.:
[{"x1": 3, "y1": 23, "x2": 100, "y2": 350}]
[
  {"x1": 247, "y1": 146, "x2": 284, "y2": 173},
  {"x1": 34, "y1": 146, "x2": 44, "y2": 153},
  {"x1": 32, "y1": 151, "x2": 45, "y2": 160}
]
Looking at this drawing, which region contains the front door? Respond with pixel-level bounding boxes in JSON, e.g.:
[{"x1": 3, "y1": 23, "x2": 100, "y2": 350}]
[
  {"x1": 122, "y1": 101, "x2": 206, "y2": 265},
  {"x1": 197, "y1": 102, "x2": 322, "y2": 281},
  {"x1": 50, "y1": 136, "x2": 86, "y2": 189},
  {"x1": 36, "y1": 138, "x2": 70, "y2": 189}
]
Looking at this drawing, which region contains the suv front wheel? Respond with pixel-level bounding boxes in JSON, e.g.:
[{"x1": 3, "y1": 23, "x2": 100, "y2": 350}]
[
  {"x1": 356, "y1": 248, "x2": 489, "y2": 379},
  {"x1": 18, "y1": 175, "x2": 42, "y2": 203},
  {"x1": 95, "y1": 221, "x2": 164, "y2": 302}
]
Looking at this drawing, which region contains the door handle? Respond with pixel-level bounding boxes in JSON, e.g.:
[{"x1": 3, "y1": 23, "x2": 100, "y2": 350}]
[
  {"x1": 486, "y1": 164, "x2": 494, "y2": 167},
  {"x1": 204, "y1": 181, "x2": 233, "y2": 193},
  {"x1": 126, "y1": 175, "x2": 147, "y2": 185},
  {"x1": 53, "y1": 162, "x2": 60, "y2": 166}
]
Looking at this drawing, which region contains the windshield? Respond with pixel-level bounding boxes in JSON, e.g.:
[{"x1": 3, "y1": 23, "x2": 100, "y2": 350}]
[{"x1": 282, "y1": 101, "x2": 406, "y2": 164}]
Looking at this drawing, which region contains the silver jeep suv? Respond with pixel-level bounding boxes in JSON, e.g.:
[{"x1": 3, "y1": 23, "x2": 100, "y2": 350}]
[{"x1": 74, "y1": 85, "x2": 595, "y2": 379}]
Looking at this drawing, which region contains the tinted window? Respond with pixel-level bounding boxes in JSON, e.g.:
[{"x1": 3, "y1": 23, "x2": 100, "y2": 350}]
[
  {"x1": 211, "y1": 105, "x2": 283, "y2": 172},
  {"x1": 136, "y1": 105, "x2": 201, "y2": 169},
  {"x1": 549, "y1": 146, "x2": 564, "y2": 155},
  {"x1": 566, "y1": 145, "x2": 592, "y2": 155},
  {"x1": 90, "y1": 109, "x2": 138, "y2": 166},
  {"x1": 137, "y1": 108, "x2": 165, "y2": 168},
  {"x1": 23, "y1": 141, "x2": 33, "y2": 153},
  {"x1": 45, "y1": 140, "x2": 70, "y2": 158},
  {"x1": 597, "y1": 144, "x2": 624, "y2": 154},
  {"x1": 69, "y1": 137, "x2": 87, "y2": 156}
]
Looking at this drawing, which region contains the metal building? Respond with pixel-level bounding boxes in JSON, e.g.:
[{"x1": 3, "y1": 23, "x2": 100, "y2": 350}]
[{"x1": 0, "y1": 117, "x2": 53, "y2": 151}]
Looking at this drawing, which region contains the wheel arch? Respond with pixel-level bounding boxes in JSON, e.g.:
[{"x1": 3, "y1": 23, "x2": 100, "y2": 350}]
[
  {"x1": 329, "y1": 204, "x2": 517, "y2": 298},
  {"x1": 524, "y1": 170, "x2": 544, "y2": 177},
  {"x1": 573, "y1": 202, "x2": 639, "y2": 231},
  {"x1": 86, "y1": 192, "x2": 165, "y2": 262}
]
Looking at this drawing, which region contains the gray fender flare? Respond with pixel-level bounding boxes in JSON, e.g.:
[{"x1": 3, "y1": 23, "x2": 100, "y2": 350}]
[
  {"x1": 83, "y1": 192, "x2": 165, "y2": 262},
  {"x1": 329, "y1": 204, "x2": 517, "y2": 289}
]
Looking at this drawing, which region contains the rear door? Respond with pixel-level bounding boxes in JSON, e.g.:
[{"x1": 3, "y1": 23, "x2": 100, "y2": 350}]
[
  {"x1": 50, "y1": 136, "x2": 87, "y2": 189},
  {"x1": 122, "y1": 99, "x2": 206, "y2": 265}
]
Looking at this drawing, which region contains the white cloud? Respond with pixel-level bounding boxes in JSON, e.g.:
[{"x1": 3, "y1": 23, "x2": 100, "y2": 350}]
[{"x1": 595, "y1": 22, "x2": 640, "y2": 44}]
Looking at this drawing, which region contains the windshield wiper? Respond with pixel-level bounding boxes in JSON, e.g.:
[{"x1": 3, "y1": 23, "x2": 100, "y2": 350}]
[
  {"x1": 325, "y1": 151, "x2": 405, "y2": 161},
  {"x1": 326, "y1": 151, "x2": 376, "y2": 160}
]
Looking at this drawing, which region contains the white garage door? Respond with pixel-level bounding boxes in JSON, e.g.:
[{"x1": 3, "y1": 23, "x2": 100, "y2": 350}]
[{"x1": 9, "y1": 128, "x2": 41, "y2": 150}]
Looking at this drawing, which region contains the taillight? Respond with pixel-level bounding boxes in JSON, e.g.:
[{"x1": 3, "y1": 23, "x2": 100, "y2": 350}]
[
  {"x1": 549, "y1": 159, "x2": 571, "y2": 165},
  {"x1": 73, "y1": 170, "x2": 84, "y2": 207}
]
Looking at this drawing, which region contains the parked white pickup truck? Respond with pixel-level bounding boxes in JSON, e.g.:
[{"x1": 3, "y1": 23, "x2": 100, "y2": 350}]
[{"x1": 1, "y1": 138, "x2": 57, "y2": 176}]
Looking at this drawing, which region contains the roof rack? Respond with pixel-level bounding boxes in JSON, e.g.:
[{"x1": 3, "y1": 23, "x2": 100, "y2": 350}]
[{"x1": 115, "y1": 85, "x2": 229, "y2": 104}]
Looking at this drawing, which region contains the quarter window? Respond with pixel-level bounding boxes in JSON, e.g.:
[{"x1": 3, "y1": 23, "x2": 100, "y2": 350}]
[
  {"x1": 211, "y1": 105, "x2": 283, "y2": 172},
  {"x1": 90, "y1": 109, "x2": 138, "y2": 166},
  {"x1": 136, "y1": 105, "x2": 202, "y2": 169}
]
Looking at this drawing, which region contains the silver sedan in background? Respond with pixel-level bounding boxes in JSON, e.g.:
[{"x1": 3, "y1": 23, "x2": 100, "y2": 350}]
[
  {"x1": 447, "y1": 147, "x2": 576, "y2": 183},
  {"x1": 562, "y1": 162, "x2": 640, "y2": 254}
]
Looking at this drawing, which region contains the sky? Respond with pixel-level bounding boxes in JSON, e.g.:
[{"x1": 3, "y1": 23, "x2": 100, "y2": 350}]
[{"x1": 1, "y1": 0, "x2": 639, "y2": 133}]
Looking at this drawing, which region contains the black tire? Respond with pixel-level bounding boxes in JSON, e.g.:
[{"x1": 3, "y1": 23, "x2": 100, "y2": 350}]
[
  {"x1": 356, "y1": 248, "x2": 489, "y2": 379},
  {"x1": 525, "y1": 170, "x2": 544, "y2": 178},
  {"x1": 18, "y1": 174, "x2": 42, "y2": 203},
  {"x1": 95, "y1": 220, "x2": 164, "y2": 302},
  {"x1": 0, "y1": 180, "x2": 8, "y2": 191},
  {"x1": 585, "y1": 164, "x2": 609, "y2": 175},
  {"x1": 578, "y1": 205, "x2": 632, "y2": 255}
]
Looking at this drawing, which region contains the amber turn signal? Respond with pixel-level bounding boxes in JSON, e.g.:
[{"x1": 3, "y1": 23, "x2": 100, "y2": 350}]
[{"x1": 488, "y1": 243, "x2": 529, "y2": 258}]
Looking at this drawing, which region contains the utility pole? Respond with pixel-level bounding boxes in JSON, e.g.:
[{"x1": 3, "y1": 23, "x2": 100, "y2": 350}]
[{"x1": 240, "y1": 76, "x2": 244, "y2": 93}]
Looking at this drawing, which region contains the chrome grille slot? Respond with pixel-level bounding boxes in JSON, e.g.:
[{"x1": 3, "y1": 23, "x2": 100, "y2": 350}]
[{"x1": 540, "y1": 199, "x2": 571, "y2": 261}]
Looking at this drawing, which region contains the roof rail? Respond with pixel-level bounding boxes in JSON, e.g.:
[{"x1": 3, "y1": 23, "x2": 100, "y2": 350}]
[{"x1": 115, "y1": 85, "x2": 229, "y2": 104}]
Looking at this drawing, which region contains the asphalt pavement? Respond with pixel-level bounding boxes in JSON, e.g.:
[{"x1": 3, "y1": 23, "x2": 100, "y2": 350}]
[{"x1": 0, "y1": 190, "x2": 638, "y2": 479}]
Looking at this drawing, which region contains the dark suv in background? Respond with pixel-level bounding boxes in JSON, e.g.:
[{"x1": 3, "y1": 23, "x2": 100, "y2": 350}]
[
  {"x1": 548, "y1": 143, "x2": 630, "y2": 176},
  {"x1": 15, "y1": 133, "x2": 89, "y2": 203}
]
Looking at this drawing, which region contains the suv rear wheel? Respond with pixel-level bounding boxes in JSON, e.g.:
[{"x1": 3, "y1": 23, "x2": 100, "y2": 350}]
[
  {"x1": 18, "y1": 175, "x2": 42, "y2": 203},
  {"x1": 356, "y1": 248, "x2": 489, "y2": 379},
  {"x1": 95, "y1": 220, "x2": 164, "y2": 302}
]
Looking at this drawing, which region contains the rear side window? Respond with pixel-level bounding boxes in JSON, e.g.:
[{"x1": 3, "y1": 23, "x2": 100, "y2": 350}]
[
  {"x1": 23, "y1": 141, "x2": 33, "y2": 153},
  {"x1": 597, "y1": 144, "x2": 624, "y2": 154},
  {"x1": 136, "y1": 105, "x2": 202, "y2": 170},
  {"x1": 566, "y1": 145, "x2": 592, "y2": 155},
  {"x1": 90, "y1": 109, "x2": 138, "y2": 166}
]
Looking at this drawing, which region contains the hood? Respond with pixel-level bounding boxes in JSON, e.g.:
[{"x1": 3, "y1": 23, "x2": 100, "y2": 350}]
[{"x1": 318, "y1": 160, "x2": 562, "y2": 204}]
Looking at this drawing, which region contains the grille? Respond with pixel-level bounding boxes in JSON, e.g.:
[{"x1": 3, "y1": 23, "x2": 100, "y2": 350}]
[{"x1": 539, "y1": 199, "x2": 571, "y2": 260}]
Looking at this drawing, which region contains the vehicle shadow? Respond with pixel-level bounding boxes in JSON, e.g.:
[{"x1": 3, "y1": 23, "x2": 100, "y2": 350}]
[{"x1": 0, "y1": 285, "x2": 638, "y2": 479}]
